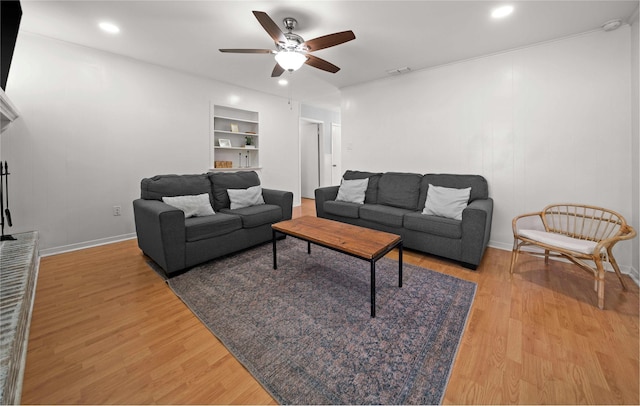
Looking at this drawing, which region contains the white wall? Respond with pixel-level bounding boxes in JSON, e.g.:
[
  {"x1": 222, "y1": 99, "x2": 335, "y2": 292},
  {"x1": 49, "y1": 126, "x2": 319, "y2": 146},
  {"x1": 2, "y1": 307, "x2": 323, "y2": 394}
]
[
  {"x1": 342, "y1": 28, "x2": 637, "y2": 274},
  {"x1": 630, "y1": 8, "x2": 639, "y2": 280},
  {"x1": 1, "y1": 32, "x2": 301, "y2": 254}
]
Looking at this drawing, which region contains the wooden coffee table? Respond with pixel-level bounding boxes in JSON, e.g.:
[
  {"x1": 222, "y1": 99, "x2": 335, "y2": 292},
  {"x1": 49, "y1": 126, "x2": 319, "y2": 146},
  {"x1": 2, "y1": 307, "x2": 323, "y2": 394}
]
[{"x1": 272, "y1": 216, "x2": 403, "y2": 317}]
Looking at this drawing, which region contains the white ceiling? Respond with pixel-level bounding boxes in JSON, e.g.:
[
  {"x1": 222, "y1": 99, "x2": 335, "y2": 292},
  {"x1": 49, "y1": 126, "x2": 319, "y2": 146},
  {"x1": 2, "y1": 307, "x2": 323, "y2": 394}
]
[{"x1": 18, "y1": 0, "x2": 639, "y2": 109}]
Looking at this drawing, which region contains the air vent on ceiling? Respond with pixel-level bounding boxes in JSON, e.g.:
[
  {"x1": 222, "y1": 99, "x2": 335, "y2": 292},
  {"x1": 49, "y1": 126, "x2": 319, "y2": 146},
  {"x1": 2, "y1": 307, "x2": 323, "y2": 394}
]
[
  {"x1": 601, "y1": 19, "x2": 622, "y2": 31},
  {"x1": 386, "y1": 67, "x2": 412, "y2": 76}
]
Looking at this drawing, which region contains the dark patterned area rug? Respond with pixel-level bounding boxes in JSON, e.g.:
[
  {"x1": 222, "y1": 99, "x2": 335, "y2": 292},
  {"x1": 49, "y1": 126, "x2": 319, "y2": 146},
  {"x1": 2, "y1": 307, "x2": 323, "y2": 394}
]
[{"x1": 167, "y1": 238, "x2": 476, "y2": 405}]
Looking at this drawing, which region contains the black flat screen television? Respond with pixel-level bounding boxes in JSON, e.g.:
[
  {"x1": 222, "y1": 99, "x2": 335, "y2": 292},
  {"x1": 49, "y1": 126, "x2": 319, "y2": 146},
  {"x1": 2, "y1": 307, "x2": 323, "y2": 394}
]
[{"x1": 1, "y1": 0, "x2": 22, "y2": 91}]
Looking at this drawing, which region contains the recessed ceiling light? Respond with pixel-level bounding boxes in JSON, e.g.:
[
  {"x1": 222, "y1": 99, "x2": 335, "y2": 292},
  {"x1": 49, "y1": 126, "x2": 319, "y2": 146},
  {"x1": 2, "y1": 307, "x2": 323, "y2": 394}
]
[
  {"x1": 491, "y1": 5, "x2": 514, "y2": 19},
  {"x1": 278, "y1": 79, "x2": 288, "y2": 86},
  {"x1": 99, "y1": 22, "x2": 120, "y2": 34}
]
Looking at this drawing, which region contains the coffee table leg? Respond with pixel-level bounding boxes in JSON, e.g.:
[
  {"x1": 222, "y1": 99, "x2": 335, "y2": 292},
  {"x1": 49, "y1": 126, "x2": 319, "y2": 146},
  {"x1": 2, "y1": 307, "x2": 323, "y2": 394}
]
[
  {"x1": 307, "y1": 241, "x2": 311, "y2": 254},
  {"x1": 272, "y1": 230, "x2": 278, "y2": 270},
  {"x1": 399, "y1": 242, "x2": 403, "y2": 287},
  {"x1": 370, "y1": 260, "x2": 376, "y2": 318}
]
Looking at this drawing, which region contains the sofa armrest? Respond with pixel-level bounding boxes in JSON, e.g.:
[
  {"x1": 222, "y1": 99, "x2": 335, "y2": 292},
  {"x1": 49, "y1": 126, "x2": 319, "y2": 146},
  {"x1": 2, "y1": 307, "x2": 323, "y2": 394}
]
[
  {"x1": 460, "y1": 198, "x2": 494, "y2": 268},
  {"x1": 133, "y1": 199, "x2": 186, "y2": 273},
  {"x1": 314, "y1": 186, "x2": 340, "y2": 218},
  {"x1": 262, "y1": 189, "x2": 294, "y2": 220}
]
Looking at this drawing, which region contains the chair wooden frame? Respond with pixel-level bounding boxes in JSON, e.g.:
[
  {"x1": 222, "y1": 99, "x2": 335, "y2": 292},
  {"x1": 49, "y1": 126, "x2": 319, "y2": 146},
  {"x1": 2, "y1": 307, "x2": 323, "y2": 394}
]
[{"x1": 509, "y1": 203, "x2": 636, "y2": 309}]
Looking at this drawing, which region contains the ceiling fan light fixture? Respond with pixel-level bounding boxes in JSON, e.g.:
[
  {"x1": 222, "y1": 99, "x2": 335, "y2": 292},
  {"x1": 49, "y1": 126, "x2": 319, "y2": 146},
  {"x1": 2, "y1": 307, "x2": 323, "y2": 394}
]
[
  {"x1": 275, "y1": 51, "x2": 307, "y2": 71},
  {"x1": 221, "y1": 11, "x2": 354, "y2": 77}
]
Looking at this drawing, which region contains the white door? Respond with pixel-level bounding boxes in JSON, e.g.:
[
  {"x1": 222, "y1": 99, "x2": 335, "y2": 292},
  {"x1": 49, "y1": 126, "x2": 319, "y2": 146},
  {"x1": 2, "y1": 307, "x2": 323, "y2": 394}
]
[
  {"x1": 301, "y1": 122, "x2": 320, "y2": 199},
  {"x1": 331, "y1": 123, "x2": 342, "y2": 185}
]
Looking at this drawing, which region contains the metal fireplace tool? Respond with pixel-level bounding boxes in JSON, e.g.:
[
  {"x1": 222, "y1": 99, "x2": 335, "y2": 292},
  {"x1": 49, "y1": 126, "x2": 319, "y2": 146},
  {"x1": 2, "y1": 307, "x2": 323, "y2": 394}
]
[{"x1": 1, "y1": 161, "x2": 15, "y2": 241}]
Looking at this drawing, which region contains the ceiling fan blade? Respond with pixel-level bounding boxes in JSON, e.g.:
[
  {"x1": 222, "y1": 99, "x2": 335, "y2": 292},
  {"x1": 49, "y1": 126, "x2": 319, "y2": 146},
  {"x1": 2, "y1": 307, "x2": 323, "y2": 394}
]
[
  {"x1": 305, "y1": 54, "x2": 340, "y2": 73},
  {"x1": 219, "y1": 49, "x2": 273, "y2": 54},
  {"x1": 271, "y1": 64, "x2": 285, "y2": 77},
  {"x1": 253, "y1": 11, "x2": 286, "y2": 44},
  {"x1": 304, "y1": 31, "x2": 355, "y2": 52}
]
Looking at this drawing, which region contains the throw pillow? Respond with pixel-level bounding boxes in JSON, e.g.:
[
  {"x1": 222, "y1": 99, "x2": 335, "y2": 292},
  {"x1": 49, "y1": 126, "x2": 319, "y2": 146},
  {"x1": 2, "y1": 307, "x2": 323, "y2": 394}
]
[
  {"x1": 336, "y1": 178, "x2": 369, "y2": 204},
  {"x1": 162, "y1": 193, "x2": 215, "y2": 218},
  {"x1": 209, "y1": 171, "x2": 261, "y2": 211},
  {"x1": 227, "y1": 185, "x2": 265, "y2": 210},
  {"x1": 422, "y1": 184, "x2": 471, "y2": 220}
]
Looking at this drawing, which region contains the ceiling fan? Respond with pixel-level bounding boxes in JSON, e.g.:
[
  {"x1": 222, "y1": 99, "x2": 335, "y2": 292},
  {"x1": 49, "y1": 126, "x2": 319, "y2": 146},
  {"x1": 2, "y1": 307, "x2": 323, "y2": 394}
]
[{"x1": 219, "y1": 11, "x2": 355, "y2": 77}]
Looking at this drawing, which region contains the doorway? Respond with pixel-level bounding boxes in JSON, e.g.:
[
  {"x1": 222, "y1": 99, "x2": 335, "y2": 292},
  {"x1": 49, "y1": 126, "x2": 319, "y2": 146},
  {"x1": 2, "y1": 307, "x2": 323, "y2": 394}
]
[
  {"x1": 300, "y1": 120, "x2": 322, "y2": 199},
  {"x1": 331, "y1": 123, "x2": 342, "y2": 185}
]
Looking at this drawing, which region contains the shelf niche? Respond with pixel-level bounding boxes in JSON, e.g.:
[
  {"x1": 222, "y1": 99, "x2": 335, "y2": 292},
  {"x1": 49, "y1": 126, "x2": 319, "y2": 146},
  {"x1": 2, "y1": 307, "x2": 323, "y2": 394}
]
[
  {"x1": 0, "y1": 88, "x2": 19, "y2": 133},
  {"x1": 211, "y1": 105, "x2": 260, "y2": 171}
]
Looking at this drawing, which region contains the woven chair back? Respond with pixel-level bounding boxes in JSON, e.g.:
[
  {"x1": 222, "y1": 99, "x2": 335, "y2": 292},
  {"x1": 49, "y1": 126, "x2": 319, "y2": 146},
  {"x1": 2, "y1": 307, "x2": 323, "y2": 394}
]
[{"x1": 541, "y1": 204, "x2": 625, "y2": 243}]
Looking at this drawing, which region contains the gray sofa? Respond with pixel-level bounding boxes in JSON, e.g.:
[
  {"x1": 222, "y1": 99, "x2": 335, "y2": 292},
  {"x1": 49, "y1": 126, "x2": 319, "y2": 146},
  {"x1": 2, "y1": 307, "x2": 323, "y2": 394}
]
[
  {"x1": 133, "y1": 171, "x2": 293, "y2": 275},
  {"x1": 315, "y1": 171, "x2": 493, "y2": 269}
]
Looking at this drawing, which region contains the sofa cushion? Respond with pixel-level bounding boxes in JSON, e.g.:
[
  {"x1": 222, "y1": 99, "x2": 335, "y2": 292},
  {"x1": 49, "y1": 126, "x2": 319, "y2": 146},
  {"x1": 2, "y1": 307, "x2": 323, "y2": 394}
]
[
  {"x1": 360, "y1": 204, "x2": 413, "y2": 228},
  {"x1": 141, "y1": 174, "x2": 212, "y2": 203},
  {"x1": 343, "y1": 170, "x2": 382, "y2": 204},
  {"x1": 184, "y1": 213, "x2": 242, "y2": 242},
  {"x1": 324, "y1": 201, "x2": 361, "y2": 218},
  {"x1": 519, "y1": 229, "x2": 598, "y2": 254},
  {"x1": 404, "y1": 212, "x2": 462, "y2": 239},
  {"x1": 377, "y1": 172, "x2": 422, "y2": 211},
  {"x1": 423, "y1": 174, "x2": 489, "y2": 204},
  {"x1": 209, "y1": 171, "x2": 261, "y2": 211},
  {"x1": 220, "y1": 204, "x2": 282, "y2": 228}
]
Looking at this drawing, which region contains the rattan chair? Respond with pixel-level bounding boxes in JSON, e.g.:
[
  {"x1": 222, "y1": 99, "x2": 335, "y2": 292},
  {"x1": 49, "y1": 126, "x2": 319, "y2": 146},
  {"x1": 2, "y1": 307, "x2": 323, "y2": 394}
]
[{"x1": 509, "y1": 203, "x2": 636, "y2": 309}]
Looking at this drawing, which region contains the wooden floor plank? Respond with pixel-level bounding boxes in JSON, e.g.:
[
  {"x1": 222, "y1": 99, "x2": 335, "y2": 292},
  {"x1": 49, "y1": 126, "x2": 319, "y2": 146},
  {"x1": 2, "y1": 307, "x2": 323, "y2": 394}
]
[{"x1": 21, "y1": 198, "x2": 639, "y2": 404}]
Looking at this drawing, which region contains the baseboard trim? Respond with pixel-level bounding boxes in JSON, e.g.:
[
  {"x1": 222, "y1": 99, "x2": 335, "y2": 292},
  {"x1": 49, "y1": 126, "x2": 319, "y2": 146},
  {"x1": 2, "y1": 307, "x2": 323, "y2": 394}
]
[
  {"x1": 488, "y1": 240, "x2": 512, "y2": 251},
  {"x1": 37, "y1": 235, "x2": 640, "y2": 287},
  {"x1": 39, "y1": 233, "x2": 137, "y2": 257},
  {"x1": 628, "y1": 266, "x2": 640, "y2": 286},
  {"x1": 488, "y1": 240, "x2": 639, "y2": 287}
]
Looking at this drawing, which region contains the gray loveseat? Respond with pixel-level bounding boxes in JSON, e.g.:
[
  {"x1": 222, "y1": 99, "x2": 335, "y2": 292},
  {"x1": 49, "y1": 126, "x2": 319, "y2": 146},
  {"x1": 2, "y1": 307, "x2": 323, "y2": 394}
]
[
  {"x1": 133, "y1": 171, "x2": 293, "y2": 275},
  {"x1": 315, "y1": 171, "x2": 493, "y2": 269}
]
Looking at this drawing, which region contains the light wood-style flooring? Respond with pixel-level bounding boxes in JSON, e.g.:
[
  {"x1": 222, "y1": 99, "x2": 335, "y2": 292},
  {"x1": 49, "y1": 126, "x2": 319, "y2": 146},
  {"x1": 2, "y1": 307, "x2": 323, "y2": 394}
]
[{"x1": 22, "y1": 199, "x2": 639, "y2": 404}]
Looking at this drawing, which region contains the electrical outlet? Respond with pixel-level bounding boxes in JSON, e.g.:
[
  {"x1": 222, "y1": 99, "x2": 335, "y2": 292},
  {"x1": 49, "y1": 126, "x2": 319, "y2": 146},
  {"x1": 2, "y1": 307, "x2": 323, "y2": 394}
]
[{"x1": 113, "y1": 205, "x2": 121, "y2": 216}]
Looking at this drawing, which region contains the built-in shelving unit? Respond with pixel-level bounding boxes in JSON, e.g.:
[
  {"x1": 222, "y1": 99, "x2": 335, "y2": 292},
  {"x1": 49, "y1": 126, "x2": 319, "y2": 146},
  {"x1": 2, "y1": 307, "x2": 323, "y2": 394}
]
[
  {"x1": 0, "y1": 88, "x2": 19, "y2": 133},
  {"x1": 210, "y1": 105, "x2": 260, "y2": 171}
]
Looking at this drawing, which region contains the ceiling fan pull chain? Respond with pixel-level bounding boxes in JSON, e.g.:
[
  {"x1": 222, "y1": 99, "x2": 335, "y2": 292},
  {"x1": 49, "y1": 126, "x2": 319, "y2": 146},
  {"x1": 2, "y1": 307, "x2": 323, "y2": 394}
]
[{"x1": 288, "y1": 77, "x2": 293, "y2": 110}]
